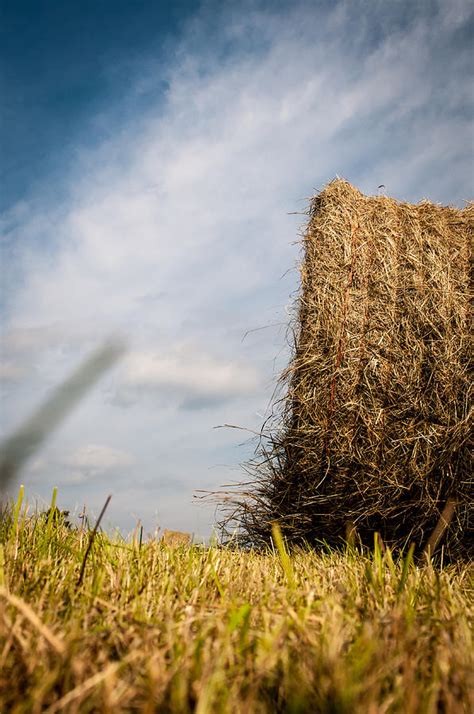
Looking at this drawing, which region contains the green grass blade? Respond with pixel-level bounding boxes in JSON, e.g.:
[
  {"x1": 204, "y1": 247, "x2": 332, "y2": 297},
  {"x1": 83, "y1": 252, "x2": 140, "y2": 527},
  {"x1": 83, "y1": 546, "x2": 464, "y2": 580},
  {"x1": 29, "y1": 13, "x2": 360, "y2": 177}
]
[
  {"x1": 397, "y1": 543, "x2": 415, "y2": 596},
  {"x1": 272, "y1": 522, "x2": 295, "y2": 588}
]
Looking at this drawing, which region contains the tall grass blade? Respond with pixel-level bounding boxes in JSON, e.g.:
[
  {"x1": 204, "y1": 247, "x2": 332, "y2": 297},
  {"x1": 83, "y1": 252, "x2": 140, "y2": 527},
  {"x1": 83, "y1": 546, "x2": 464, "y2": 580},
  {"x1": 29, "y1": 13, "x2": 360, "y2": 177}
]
[
  {"x1": 0, "y1": 544, "x2": 5, "y2": 588},
  {"x1": 271, "y1": 522, "x2": 295, "y2": 588},
  {"x1": 397, "y1": 543, "x2": 415, "y2": 596},
  {"x1": 45, "y1": 487, "x2": 58, "y2": 544},
  {"x1": 77, "y1": 494, "x2": 112, "y2": 587},
  {"x1": 0, "y1": 339, "x2": 126, "y2": 490},
  {"x1": 423, "y1": 497, "x2": 457, "y2": 558},
  {"x1": 11, "y1": 483, "x2": 25, "y2": 539}
]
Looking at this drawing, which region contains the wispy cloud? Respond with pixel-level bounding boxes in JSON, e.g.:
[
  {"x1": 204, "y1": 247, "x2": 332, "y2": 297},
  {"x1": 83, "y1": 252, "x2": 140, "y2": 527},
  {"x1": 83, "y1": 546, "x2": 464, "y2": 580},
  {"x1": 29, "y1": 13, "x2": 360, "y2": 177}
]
[
  {"x1": 119, "y1": 348, "x2": 261, "y2": 406},
  {"x1": 64, "y1": 443, "x2": 134, "y2": 482},
  {"x1": 0, "y1": 362, "x2": 26, "y2": 382}
]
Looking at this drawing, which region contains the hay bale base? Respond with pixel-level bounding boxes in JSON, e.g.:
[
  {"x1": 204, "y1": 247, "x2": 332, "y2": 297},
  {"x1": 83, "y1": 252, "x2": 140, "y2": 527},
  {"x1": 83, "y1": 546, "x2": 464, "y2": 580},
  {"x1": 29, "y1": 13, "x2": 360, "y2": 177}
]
[{"x1": 220, "y1": 180, "x2": 473, "y2": 558}]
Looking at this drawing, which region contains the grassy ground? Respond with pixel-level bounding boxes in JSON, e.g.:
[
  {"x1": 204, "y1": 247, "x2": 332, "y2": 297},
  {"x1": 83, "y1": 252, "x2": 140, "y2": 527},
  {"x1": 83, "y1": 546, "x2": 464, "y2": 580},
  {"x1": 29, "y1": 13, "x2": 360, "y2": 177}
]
[{"x1": 0, "y1": 493, "x2": 472, "y2": 713}]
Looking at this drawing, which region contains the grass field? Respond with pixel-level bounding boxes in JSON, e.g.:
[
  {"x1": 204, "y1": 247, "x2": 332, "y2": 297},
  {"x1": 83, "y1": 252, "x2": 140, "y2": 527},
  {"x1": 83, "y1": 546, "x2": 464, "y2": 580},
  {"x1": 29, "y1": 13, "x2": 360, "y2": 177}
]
[{"x1": 0, "y1": 490, "x2": 472, "y2": 713}]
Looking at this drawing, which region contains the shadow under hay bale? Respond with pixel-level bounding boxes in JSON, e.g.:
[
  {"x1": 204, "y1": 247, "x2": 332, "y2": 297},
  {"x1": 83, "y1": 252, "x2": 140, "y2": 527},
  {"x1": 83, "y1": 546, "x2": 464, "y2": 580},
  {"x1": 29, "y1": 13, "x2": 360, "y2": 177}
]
[{"x1": 219, "y1": 180, "x2": 473, "y2": 558}]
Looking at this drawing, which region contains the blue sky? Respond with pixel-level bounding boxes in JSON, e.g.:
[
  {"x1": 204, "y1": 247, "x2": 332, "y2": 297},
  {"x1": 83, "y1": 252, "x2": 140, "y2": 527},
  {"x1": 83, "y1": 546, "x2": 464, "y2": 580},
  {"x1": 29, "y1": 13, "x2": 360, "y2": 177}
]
[
  {"x1": 1, "y1": 0, "x2": 473, "y2": 537},
  {"x1": 1, "y1": 0, "x2": 202, "y2": 209}
]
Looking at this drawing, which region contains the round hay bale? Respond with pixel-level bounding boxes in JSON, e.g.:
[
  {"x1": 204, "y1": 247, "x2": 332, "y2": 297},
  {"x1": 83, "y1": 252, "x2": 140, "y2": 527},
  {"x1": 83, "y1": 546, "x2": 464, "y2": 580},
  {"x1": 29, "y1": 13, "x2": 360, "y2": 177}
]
[{"x1": 223, "y1": 180, "x2": 473, "y2": 558}]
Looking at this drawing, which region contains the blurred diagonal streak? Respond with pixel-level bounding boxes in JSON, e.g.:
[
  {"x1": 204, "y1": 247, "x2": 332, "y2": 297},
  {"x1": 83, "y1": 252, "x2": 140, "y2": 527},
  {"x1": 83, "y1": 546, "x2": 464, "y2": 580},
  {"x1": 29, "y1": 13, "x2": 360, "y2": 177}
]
[{"x1": 0, "y1": 338, "x2": 126, "y2": 490}]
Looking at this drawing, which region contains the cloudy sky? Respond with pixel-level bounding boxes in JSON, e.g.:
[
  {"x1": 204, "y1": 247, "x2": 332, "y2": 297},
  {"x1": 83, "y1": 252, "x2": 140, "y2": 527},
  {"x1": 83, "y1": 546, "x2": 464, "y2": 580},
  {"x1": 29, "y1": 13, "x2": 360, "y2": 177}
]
[{"x1": 1, "y1": 0, "x2": 473, "y2": 537}]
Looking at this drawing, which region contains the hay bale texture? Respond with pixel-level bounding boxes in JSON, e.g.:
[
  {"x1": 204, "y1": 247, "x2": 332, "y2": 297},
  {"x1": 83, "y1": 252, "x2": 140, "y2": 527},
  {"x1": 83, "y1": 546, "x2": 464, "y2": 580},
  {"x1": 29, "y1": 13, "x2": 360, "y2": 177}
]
[{"x1": 224, "y1": 180, "x2": 473, "y2": 557}]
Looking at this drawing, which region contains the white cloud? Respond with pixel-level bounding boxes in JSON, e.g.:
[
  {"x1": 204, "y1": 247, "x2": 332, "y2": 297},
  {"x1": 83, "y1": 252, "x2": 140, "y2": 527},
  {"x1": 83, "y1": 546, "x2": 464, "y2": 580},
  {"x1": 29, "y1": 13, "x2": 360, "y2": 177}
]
[
  {"x1": 122, "y1": 348, "x2": 260, "y2": 398},
  {"x1": 61, "y1": 444, "x2": 134, "y2": 483},
  {"x1": 66, "y1": 443, "x2": 133, "y2": 471},
  {"x1": 1, "y1": 0, "x2": 472, "y2": 535},
  {"x1": 0, "y1": 362, "x2": 26, "y2": 382}
]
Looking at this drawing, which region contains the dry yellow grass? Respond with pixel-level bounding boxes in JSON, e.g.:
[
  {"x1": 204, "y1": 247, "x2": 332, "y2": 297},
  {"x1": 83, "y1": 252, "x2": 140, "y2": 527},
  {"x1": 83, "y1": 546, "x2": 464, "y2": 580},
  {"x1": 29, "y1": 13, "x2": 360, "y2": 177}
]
[{"x1": 0, "y1": 498, "x2": 473, "y2": 713}]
